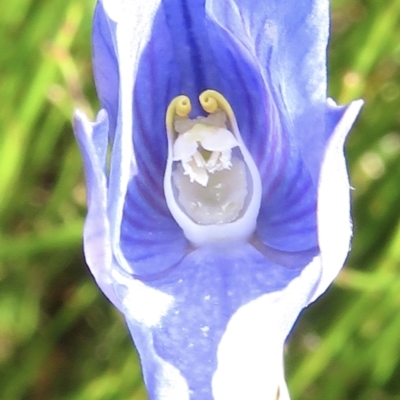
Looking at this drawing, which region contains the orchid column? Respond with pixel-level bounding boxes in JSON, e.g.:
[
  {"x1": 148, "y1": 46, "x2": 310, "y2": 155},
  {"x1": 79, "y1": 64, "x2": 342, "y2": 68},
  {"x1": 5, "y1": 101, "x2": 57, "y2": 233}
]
[{"x1": 73, "y1": 0, "x2": 362, "y2": 399}]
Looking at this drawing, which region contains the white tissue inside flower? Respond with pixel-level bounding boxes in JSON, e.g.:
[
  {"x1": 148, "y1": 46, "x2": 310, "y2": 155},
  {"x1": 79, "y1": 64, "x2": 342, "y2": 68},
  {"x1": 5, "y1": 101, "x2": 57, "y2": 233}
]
[
  {"x1": 164, "y1": 94, "x2": 262, "y2": 246},
  {"x1": 172, "y1": 123, "x2": 248, "y2": 225}
]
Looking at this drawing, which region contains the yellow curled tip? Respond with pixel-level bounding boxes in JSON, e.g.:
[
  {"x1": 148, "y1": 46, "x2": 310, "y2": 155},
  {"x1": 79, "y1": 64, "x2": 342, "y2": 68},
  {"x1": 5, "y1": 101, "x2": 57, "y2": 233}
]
[
  {"x1": 199, "y1": 90, "x2": 234, "y2": 120},
  {"x1": 175, "y1": 95, "x2": 192, "y2": 117},
  {"x1": 166, "y1": 95, "x2": 191, "y2": 137},
  {"x1": 199, "y1": 91, "x2": 218, "y2": 113}
]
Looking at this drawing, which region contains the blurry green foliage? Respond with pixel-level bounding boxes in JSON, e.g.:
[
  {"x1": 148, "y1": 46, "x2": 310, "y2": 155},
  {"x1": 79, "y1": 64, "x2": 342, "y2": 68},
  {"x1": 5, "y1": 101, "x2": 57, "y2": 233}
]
[{"x1": 0, "y1": 0, "x2": 399, "y2": 399}]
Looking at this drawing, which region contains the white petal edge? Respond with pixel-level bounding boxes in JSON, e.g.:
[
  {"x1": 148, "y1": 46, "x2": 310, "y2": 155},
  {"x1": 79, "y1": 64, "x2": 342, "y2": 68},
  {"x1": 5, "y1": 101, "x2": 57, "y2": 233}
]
[
  {"x1": 125, "y1": 319, "x2": 190, "y2": 400},
  {"x1": 100, "y1": 0, "x2": 121, "y2": 22},
  {"x1": 212, "y1": 256, "x2": 321, "y2": 400},
  {"x1": 312, "y1": 99, "x2": 363, "y2": 302},
  {"x1": 112, "y1": 268, "x2": 175, "y2": 328},
  {"x1": 104, "y1": 0, "x2": 164, "y2": 275},
  {"x1": 113, "y1": 268, "x2": 189, "y2": 400}
]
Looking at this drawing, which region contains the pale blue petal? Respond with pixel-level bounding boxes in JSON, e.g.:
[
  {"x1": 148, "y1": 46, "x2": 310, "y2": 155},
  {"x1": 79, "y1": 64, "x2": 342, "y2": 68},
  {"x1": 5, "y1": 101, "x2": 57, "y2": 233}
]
[
  {"x1": 114, "y1": 242, "x2": 321, "y2": 398},
  {"x1": 118, "y1": 6, "x2": 188, "y2": 275},
  {"x1": 205, "y1": 0, "x2": 323, "y2": 252},
  {"x1": 92, "y1": 1, "x2": 119, "y2": 140},
  {"x1": 206, "y1": 0, "x2": 329, "y2": 180},
  {"x1": 90, "y1": 1, "x2": 190, "y2": 277},
  {"x1": 113, "y1": 1, "x2": 318, "y2": 259},
  {"x1": 73, "y1": 109, "x2": 122, "y2": 311},
  {"x1": 97, "y1": 0, "x2": 164, "y2": 276},
  {"x1": 92, "y1": 0, "x2": 321, "y2": 257}
]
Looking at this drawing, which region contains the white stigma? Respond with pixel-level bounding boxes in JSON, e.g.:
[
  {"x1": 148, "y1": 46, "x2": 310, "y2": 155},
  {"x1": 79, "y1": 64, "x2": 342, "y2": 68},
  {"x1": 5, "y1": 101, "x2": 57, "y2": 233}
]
[
  {"x1": 171, "y1": 116, "x2": 248, "y2": 225},
  {"x1": 173, "y1": 123, "x2": 239, "y2": 187}
]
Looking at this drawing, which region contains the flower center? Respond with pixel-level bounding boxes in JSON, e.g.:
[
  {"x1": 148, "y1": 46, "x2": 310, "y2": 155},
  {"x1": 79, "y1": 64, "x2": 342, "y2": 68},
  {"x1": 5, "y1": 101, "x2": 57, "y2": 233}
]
[
  {"x1": 164, "y1": 90, "x2": 262, "y2": 246},
  {"x1": 172, "y1": 116, "x2": 247, "y2": 224}
]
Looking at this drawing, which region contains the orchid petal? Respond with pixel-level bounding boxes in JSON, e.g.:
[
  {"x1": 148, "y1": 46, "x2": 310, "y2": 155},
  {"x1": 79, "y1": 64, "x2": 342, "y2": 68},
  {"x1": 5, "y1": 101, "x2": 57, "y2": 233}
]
[{"x1": 74, "y1": 1, "x2": 363, "y2": 398}]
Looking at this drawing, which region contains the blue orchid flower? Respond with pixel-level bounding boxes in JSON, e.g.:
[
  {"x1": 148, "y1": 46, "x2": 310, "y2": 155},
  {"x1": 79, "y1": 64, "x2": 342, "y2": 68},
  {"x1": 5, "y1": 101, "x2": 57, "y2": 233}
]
[{"x1": 73, "y1": 0, "x2": 362, "y2": 398}]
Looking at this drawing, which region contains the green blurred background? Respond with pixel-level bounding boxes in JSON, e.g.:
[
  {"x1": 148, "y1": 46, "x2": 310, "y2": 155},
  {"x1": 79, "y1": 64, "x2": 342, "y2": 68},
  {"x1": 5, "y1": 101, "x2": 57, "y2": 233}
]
[{"x1": 0, "y1": 0, "x2": 399, "y2": 399}]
